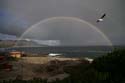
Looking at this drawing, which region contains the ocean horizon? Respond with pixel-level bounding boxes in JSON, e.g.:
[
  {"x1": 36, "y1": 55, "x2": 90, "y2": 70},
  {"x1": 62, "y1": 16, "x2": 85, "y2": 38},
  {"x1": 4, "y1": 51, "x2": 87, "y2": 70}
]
[{"x1": 1, "y1": 46, "x2": 123, "y2": 58}]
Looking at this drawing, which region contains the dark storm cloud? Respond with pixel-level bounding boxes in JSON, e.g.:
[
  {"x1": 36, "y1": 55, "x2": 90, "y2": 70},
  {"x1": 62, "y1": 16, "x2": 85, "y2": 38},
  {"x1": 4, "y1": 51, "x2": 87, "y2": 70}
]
[
  {"x1": 0, "y1": 33, "x2": 16, "y2": 40},
  {"x1": 0, "y1": 0, "x2": 124, "y2": 45},
  {"x1": 0, "y1": 8, "x2": 29, "y2": 36}
]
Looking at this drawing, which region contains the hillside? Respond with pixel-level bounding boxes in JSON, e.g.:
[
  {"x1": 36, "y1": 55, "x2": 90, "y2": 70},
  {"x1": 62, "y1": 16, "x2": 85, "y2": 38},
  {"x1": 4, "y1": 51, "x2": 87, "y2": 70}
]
[
  {"x1": 0, "y1": 40, "x2": 48, "y2": 48},
  {"x1": 0, "y1": 49, "x2": 125, "y2": 83}
]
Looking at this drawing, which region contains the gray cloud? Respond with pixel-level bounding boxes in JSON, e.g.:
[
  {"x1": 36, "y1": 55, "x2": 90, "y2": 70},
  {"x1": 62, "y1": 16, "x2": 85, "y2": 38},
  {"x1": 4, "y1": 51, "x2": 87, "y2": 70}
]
[
  {"x1": 0, "y1": 33, "x2": 17, "y2": 40},
  {"x1": 0, "y1": 0, "x2": 124, "y2": 45}
]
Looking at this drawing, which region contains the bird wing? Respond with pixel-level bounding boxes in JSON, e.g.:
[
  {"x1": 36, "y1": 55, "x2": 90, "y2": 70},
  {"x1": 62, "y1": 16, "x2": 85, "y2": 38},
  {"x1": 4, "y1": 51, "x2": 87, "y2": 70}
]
[{"x1": 100, "y1": 13, "x2": 106, "y2": 19}]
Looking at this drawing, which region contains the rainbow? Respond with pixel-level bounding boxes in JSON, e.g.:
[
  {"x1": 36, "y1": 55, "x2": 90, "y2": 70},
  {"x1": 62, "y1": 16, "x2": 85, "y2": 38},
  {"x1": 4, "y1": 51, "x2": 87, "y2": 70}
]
[{"x1": 17, "y1": 17, "x2": 112, "y2": 46}]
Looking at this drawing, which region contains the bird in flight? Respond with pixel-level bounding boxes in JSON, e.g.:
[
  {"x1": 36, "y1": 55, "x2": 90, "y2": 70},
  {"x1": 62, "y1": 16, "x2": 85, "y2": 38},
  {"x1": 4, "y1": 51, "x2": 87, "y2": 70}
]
[{"x1": 97, "y1": 13, "x2": 106, "y2": 23}]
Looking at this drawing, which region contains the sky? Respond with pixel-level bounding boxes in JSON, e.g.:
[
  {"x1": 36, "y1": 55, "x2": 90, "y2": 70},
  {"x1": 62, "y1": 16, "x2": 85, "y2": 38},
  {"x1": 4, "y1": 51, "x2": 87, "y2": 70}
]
[{"x1": 0, "y1": 0, "x2": 124, "y2": 46}]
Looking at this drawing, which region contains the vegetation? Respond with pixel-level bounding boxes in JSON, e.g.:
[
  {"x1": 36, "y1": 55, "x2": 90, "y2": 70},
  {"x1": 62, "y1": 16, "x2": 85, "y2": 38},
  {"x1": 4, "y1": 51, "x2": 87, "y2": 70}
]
[
  {"x1": 7, "y1": 57, "x2": 20, "y2": 61},
  {"x1": 92, "y1": 49, "x2": 125, "y2": 83},
  {"x1": 0, "y1": 49, "x2": 125, "y2": 83}
]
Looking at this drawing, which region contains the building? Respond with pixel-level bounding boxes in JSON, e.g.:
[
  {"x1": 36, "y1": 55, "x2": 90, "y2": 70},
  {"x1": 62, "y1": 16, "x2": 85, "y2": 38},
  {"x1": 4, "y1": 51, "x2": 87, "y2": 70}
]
[{"x1": 9, "y1": 51, "x2": 22, "y2": 58}]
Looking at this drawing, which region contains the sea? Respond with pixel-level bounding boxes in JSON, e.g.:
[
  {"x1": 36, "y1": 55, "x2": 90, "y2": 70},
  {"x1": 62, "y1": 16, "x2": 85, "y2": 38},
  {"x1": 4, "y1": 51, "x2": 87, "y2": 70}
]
[{"x1": 0, "y1": 46, "x2": 124, "y2": 58}]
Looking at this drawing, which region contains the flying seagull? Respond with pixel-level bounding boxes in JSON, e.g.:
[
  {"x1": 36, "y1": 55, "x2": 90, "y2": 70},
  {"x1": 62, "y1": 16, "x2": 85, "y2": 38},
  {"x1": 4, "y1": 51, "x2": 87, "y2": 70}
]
[{"x1": 97, "y1": 13, "x2": 106, "y2": 23}]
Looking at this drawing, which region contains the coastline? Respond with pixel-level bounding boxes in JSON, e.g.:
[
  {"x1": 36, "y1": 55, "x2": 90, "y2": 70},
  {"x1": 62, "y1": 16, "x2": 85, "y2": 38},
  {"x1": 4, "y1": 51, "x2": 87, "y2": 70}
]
[{"x1": 0, "y1": 56, "x2": 92, "y2": 81}]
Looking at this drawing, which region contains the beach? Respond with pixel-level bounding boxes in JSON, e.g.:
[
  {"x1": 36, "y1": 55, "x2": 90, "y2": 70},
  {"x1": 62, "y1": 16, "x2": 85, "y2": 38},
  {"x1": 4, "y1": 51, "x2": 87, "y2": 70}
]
[{"x1": 0, "y1": 56, "x2": 90, "y2": 81}]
